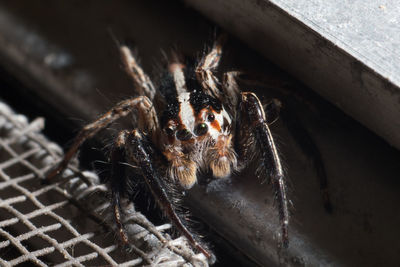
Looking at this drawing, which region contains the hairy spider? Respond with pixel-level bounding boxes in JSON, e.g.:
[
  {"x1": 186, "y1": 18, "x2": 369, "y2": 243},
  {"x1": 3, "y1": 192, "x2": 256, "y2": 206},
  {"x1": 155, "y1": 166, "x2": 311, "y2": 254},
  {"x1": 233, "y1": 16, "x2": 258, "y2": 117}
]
[{"x1": 45, "y1": 36, "x2": 321, "y2": 261}]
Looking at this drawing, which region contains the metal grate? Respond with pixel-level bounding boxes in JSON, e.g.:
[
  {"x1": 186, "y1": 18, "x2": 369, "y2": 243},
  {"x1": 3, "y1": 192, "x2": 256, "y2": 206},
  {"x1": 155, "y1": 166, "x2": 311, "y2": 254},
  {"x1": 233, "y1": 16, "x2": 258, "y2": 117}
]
[{"x1": 0, "y1": 101, "x2": 208, "y2": 266}]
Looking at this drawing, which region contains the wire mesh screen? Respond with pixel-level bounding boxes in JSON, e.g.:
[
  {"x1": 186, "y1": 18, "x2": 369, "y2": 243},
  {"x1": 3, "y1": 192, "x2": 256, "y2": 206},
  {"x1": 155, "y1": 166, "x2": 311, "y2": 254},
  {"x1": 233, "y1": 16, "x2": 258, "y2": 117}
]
[{"x1": 0, "y1": 101, "x2": 208, "y2": 266}]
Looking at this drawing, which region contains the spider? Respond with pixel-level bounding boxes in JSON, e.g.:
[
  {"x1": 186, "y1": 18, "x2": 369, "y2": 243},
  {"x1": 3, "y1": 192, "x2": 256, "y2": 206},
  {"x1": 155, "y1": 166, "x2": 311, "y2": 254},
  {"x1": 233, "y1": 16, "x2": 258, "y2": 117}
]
[{"x1": 46, "y1": 35, "x2": 330, "y2": 261}]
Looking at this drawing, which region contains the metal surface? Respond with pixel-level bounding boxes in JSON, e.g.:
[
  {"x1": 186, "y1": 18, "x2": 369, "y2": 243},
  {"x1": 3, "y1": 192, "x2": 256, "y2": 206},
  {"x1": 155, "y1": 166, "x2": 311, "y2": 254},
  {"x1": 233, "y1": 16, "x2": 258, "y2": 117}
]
[
  {"x1": 0, "y1": 101, "x2": 207, "y2": 266},
  {"x1": 184, "y1": 0, "x2": 400, "y2": 150},
  {"x1": 0, "y1": 1, "x2": 399, "y2": 266}
]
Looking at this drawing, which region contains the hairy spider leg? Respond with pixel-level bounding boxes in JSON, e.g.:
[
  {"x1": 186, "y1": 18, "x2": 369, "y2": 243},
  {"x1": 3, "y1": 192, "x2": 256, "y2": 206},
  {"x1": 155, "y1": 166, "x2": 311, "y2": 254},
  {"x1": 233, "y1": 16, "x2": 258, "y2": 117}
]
[
  {"x1": 239, "y1": 92, "x2": 289, "y2": 248},
  {"x1": 110, "y1": 130, "x2": 130, "y2": 244},
  {"x1": 195, "y1": 35, "x2": 226, "y2": 99},
  {"x1": 120, "y1": 45, "x2": 156, "y2": 100},
  {"x1": 45, "y1": 96, "x2": 158, "y2": 181},
  {"x1": 168, "y1": 51, "x2": 188, "y2": 95},
  {"x1": 224, "y1": 72, "x2": 333, "y2": 212},
  {"x1": 125, "y1": 130, "x2": 213, "y2": 259}
]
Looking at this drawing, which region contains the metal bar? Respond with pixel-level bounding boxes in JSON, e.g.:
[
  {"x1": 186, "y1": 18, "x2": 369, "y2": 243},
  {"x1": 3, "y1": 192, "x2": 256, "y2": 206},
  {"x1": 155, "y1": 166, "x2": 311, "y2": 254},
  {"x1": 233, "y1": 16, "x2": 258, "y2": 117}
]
[{"x1": 184, "y1": 0, "x2": 400, "y2": 150}]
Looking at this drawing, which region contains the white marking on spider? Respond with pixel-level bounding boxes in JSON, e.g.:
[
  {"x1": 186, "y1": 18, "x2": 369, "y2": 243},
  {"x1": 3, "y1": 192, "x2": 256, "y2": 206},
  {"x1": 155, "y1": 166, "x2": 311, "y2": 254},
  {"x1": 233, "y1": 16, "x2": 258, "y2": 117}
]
[{"x1": 178, "y1": 92, "x2": 196, "y2": 131}]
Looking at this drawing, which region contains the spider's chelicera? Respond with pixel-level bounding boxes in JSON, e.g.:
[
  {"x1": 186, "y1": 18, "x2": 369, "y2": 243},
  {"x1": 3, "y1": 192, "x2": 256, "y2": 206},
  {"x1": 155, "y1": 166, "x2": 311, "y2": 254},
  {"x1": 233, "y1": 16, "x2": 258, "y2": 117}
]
[{"x1": 46, "y1": 36, "x2": 291, "y2": 260}]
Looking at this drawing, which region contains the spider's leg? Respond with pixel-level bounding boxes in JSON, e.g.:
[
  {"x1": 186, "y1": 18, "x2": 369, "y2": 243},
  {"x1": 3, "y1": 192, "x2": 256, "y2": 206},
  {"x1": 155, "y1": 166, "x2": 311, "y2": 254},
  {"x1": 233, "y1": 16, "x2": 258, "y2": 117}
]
[
  {"x1": 120, "y1": 46, "x2": 156, "y2": 100},
  {"x1": 125, "y1": 130, "x2": 213, "y2": 260},
  {"x1": 167, "y1": 51, "x2": 188, "y2": 95},
  {"x1": 223, "y1": 71, "x2": 282, "y2": 120},
  {"x1": 280, "y1": 108, "x2": 333, "y2": 212},
  {"x1": 110, "y1": 130, "x2": 130, "y2": 243},
  {"x1": 232, "y1": 72, "x2": 332, "y2": 211},
  {"x1": 195, "y1": 35, "x2": 226, "y2": 98},
  {"x1": 46, "y1": 96, "x2": 158, "y2": 181},
  {"x1": 238, "y1": 92, "x2": 289, "y2": 247}
]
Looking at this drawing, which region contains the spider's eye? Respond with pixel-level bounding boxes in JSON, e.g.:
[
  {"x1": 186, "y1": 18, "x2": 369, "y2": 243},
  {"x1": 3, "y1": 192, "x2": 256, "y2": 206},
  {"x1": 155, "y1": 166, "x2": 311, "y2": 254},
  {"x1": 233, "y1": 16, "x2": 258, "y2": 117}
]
[
  {"x1": 207, "y1": 113, "x2": 215, "y2": 122},
  {"x1": 194, "y1": 123, "x2": 208, "y2": 136},
  {"x1": 176, "y1": 129, "x2": 192, "y2": 141},
  {"x1": 165, "y1": 127, "x2": 174, "y2": 136}
]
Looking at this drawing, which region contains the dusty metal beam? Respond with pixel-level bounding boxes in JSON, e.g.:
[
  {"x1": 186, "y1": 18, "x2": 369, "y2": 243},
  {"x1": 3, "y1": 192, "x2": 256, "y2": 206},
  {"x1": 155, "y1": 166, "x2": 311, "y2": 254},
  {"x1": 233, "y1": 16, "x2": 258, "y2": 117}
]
[{"x1": 184, "y1": 0, "x2": 400, "y2": 150}]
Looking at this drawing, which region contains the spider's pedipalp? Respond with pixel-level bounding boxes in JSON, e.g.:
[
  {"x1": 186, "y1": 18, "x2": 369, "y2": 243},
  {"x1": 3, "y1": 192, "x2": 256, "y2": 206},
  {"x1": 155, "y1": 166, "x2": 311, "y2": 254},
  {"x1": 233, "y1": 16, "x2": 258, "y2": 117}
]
[
  {"x1": 164, "y1": 147, "x2": 197, "y2": 189},
  {"x1": 207, "y1": 134, "x2": 237, "y2": 178}
]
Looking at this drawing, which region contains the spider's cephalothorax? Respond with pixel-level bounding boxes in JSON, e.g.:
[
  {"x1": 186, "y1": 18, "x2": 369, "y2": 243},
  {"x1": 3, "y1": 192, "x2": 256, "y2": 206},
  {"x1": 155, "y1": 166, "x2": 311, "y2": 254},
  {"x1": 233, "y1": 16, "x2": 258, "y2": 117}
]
[
  {"x1": 46, "y1": 36, "x2": 291, "y2": 261},
  {"x1": 160, "y1": 86, "x2": 236, "y2": 189}
]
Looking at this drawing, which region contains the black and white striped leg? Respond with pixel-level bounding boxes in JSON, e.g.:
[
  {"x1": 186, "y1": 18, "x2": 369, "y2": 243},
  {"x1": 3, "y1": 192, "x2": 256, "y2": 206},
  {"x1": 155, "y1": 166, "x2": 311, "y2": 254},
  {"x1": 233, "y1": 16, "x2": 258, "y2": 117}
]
[
  {"x1": 124, "y1": 130, "x2": 214, "y2": 260},
  {"x1": 238, "y1": 92, "x2": 289, "y2": 247}
]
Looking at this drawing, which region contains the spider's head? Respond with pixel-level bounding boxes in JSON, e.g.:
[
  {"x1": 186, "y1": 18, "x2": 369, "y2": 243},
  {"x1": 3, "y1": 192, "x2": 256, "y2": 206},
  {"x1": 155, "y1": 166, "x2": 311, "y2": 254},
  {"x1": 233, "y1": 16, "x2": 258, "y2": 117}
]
[{"x1": 161, "y1": 90, "x2": 232, "y2": 146}]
